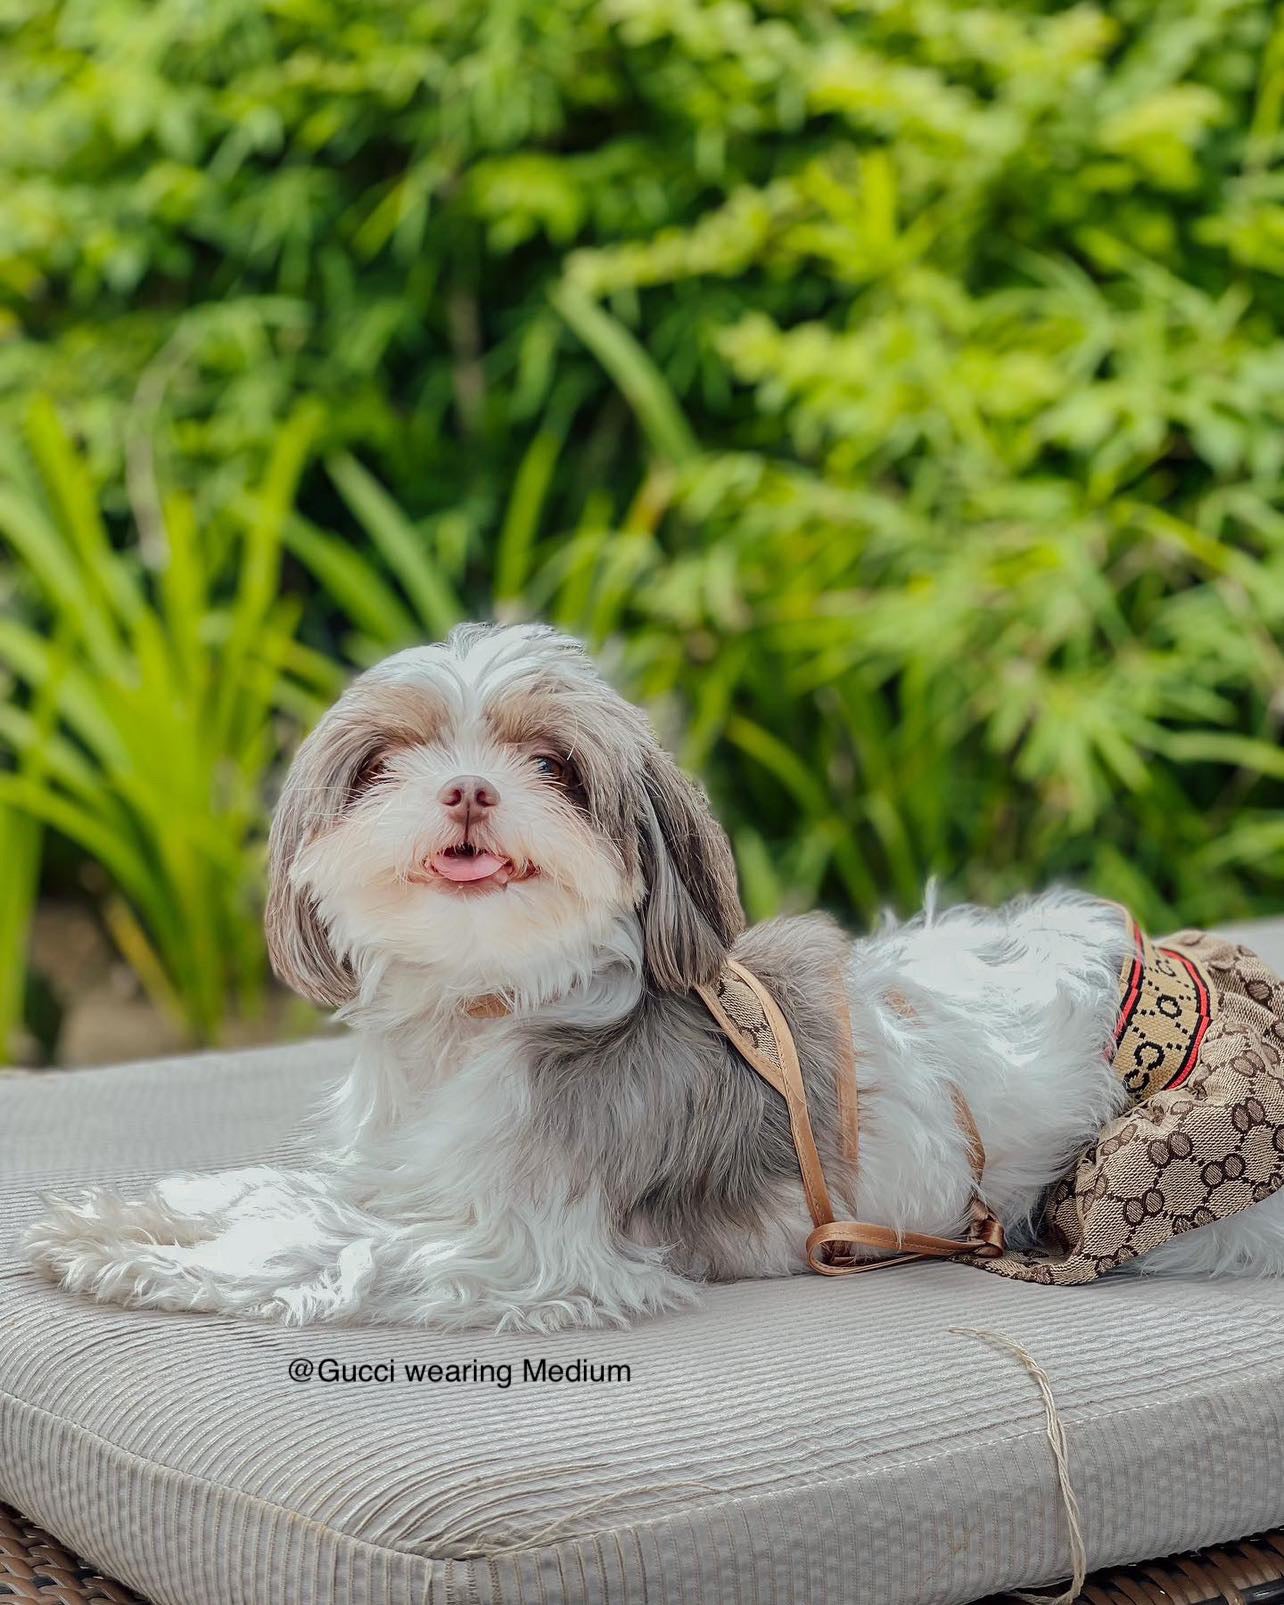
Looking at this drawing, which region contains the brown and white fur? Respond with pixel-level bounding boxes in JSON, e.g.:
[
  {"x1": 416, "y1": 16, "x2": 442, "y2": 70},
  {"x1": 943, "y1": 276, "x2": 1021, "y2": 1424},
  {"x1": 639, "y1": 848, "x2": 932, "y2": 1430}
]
[{"x1": 26, "y1": 623, "x2": 1284, "y2": 1329}]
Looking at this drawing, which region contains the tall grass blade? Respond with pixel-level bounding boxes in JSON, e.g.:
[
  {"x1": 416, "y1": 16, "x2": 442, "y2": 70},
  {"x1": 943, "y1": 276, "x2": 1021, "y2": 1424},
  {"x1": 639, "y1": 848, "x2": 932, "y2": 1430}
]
[
  {"x1": 550, "y1": 283, "x2": 699, "y2": 467},
  {"x1": 284, "y1": 515, "x2": 420, "y2": 644},
  {"x1": 326, "y1": 453, "x2": 464, "y2": 638},
  {"x1": 495, "y1": 430, "x2": 561, "y2": 604},
  {"x1": 0, "y1": 806, "x2": 40, "y2": 1063}
]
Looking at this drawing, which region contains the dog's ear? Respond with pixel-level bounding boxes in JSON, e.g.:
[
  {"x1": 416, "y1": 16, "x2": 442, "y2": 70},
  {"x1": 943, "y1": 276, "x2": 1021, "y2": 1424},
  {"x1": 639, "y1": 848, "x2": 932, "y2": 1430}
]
[
  {"x1": 638, "y1": 744, "x2": 744, "y2": 992},
  {"x1": 264, "y1": 721, "x2": 359, "y2": 1010}
]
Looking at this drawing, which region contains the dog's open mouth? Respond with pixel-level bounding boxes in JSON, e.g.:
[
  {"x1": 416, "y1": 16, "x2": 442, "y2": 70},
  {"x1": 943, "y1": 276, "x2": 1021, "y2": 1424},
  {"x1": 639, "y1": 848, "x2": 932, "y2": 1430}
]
[{"x1": 426, "y1": 844, "x2": 534, "y2": 889}]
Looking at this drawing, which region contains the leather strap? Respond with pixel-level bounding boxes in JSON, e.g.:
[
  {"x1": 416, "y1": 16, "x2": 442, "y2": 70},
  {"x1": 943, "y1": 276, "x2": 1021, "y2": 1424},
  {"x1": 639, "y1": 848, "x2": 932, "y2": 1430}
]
[
  {"x1": 463, "y1": 994, "x2": 510, "y2": 1020},
  {"x1": 698, "y1": 959, "x2": 836, "y2": 1229},
  {"x1": 698, "y1": 961, "x2": 1005, "y2": 1276}
]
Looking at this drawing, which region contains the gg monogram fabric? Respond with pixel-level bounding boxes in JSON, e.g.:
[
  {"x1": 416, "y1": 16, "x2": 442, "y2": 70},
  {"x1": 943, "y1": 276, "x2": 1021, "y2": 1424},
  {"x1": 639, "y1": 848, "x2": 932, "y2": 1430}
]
[
  {"x1": 1113, "y1": 920, "x2": 1213, "y2": 1101},
  {"x1": 977, "y1": 929, "x2": 1284, "y2": 1285},
  {"x1": 702, "y1": 968, "x2": 784, "y2": 1081}
]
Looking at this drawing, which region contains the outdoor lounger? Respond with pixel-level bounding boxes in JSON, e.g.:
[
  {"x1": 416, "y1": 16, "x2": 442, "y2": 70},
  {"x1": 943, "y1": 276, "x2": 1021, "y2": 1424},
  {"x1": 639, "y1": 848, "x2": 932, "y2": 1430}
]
[{"x1": 4, "y1": 920, "x2": 1284, "y2": 1605}]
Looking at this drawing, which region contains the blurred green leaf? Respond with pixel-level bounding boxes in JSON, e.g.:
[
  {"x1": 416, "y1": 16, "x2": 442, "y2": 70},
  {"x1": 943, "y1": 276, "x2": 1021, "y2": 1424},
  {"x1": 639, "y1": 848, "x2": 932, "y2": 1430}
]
[
  {"x1": 2, "y1": 0, "x2": 1284, "y2": 1060},
  {"x1": 326, "y1": 453, "x2": 464, "y2": 637}
]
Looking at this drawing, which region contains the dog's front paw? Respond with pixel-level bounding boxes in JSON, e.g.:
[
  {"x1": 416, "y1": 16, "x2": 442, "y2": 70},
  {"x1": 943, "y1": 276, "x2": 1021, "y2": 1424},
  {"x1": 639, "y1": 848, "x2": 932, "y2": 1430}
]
[
  {"x1": 25, "y1": 1187, "x2": 211, "y2": 1310},
  {"x1": 26, "y1": 1170, "x2": 384, "y2": 1321}
]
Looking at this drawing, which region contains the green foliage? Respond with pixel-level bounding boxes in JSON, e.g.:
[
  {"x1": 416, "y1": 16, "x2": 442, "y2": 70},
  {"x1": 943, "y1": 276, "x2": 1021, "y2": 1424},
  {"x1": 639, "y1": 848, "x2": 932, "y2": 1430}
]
[
  {"x1": 0, "y1": 803, "x2": 41, "y2": 1061},
  {"x1": 2, "y1": 0, "x2": 1284, "y2": 1056},
  {"x1": 0, "y1": 402, "x2": 339, "y2": 1047}
]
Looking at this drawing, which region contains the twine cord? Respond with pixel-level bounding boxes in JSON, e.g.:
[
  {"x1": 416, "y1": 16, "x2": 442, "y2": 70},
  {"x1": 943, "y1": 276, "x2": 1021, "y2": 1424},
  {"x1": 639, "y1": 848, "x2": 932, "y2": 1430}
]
[{"x1": 952, "y1": 1326, "x2": 1087, "y2": 1605}]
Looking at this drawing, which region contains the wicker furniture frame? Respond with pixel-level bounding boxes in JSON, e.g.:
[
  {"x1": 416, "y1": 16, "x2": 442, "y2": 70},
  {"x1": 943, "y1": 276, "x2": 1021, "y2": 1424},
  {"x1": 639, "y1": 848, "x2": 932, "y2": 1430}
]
[{"x1": 4, "y1": 1501, "x2": 1284, "y2": 1605}]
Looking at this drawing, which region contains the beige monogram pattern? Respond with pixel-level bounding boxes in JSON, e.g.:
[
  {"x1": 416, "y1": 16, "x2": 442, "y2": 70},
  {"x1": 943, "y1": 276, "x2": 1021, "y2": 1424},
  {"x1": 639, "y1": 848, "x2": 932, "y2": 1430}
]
[
  {"x1": 1113, "y1": 920, "x2": 1214, "y2": 1102},
  {"x1": 707, "y1": 927, "x2": 1284, "y2": 1286},
  {"x1": 709, "y1": 969, "x2": 784, "y2": 1076},
  {"x1": 977, "y1": 931, "x2": 1284, "y2": 1285}
]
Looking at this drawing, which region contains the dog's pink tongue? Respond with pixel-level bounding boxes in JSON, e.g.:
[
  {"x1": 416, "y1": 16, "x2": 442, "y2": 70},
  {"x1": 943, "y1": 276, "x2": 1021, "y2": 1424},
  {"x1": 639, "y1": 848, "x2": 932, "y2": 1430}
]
[{"x1": 431, "y1": 850, "x2": 509, "y2": 883}]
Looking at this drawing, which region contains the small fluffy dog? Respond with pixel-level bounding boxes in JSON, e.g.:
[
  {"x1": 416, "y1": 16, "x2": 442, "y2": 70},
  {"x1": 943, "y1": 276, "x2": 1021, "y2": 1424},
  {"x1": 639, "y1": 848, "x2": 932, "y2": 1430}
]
[{"x1": 27, "y1": 623, "x2": 1284, "y2": 1329}]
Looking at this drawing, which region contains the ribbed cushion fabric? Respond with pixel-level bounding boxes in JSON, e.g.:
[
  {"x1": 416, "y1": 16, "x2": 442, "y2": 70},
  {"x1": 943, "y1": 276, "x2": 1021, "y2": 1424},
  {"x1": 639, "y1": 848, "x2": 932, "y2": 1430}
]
[{"x1": 2, "y1": 921, "x2": 1284, "y2": 1605}]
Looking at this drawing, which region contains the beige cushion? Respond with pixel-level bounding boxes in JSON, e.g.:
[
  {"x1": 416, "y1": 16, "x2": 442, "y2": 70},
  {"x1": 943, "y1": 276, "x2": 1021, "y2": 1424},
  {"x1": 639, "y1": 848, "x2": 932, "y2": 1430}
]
[{"x1": 4, "y1": 921, "x2": 1284, "y2": 1605}]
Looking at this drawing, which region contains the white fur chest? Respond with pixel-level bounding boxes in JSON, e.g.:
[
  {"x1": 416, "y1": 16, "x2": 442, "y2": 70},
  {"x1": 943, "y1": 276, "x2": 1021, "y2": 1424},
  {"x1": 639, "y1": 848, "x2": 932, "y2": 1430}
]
[{"x1": 330, "y1": 1015, "x2": 540, "y2": 1221}]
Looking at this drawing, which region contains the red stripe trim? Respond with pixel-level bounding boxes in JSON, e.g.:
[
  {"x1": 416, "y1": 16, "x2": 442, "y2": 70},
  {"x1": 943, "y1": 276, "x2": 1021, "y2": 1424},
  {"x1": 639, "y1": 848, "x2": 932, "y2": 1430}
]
[
  {"x1": 1158, "y1": 945, "x2": 1212, "y2": 1089},
  {"x1": 1114, "y1": 920, "x2": 1146, "y2": 1047}
]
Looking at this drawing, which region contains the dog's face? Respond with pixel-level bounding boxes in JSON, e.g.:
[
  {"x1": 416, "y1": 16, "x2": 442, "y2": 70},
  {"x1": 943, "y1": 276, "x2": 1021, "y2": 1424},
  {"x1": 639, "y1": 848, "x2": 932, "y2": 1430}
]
[{"x1": 266, "y1": 623, "x2": 743, "y2": 1008}]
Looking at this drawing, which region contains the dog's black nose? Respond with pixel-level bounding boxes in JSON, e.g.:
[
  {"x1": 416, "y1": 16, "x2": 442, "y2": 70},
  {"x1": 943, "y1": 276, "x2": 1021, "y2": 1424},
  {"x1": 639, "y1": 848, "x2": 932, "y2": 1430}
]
[{"x1": 438, "y1": 775, "x2": 500, "y2": 820}]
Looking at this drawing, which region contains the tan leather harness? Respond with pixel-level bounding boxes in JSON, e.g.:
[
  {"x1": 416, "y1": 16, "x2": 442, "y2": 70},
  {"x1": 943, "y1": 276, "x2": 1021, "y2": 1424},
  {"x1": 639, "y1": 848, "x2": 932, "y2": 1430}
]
[{"x1": 696, "y1": 959, "x2": 1006, "y2": 1275}]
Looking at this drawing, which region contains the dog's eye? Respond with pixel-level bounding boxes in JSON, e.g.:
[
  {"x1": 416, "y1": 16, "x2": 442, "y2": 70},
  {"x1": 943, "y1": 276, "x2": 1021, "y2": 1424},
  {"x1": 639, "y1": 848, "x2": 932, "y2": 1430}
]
[
  {"x1": 349, "y1": 748, "x2": 390, "y2": 801},
  {"x1": 532, "y1": 754, "x2": 567, "y2": 784}
]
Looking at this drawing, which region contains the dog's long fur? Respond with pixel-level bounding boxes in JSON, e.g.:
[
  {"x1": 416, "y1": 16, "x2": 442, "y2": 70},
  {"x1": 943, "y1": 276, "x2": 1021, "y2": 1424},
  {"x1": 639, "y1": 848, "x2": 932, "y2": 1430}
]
[{"x1": 27, "y1": 623, "x2": 1284, "y2": 1328}]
